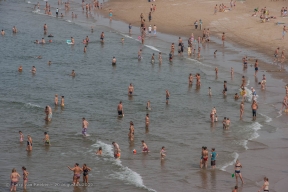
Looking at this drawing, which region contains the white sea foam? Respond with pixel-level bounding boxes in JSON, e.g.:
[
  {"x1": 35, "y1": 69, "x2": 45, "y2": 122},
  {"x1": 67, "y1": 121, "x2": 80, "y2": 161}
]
[
  {"x1": 186, "y1": 58, "x2": 213, "y2": 68},
  {"x1": 246, "y1": 80, "x2": 250, "y2": 87},
  {"x1": 92, "y1": 141, "x2": 157, "y2": 192},
  {"x1": 144, "y1": 45, "x2": 160, "y2": 52},
  {"x1": 24, "y1": 103, "x2": 41, "y2": 108},
  {"x1": 248, "y1": 122, "x2": 262, "y2": 140},
  {"x1": 259, "y1": 113, "x2": 272, "y2": 123},
  {"x1": 219, "y1": 152, "x2": 239, "y2": 171}
]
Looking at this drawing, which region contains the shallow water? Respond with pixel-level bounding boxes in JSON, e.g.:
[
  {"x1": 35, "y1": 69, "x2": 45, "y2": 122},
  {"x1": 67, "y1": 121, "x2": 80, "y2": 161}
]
[{"x1": 0, "y1": 0, "x2": 287, "y2": 192}]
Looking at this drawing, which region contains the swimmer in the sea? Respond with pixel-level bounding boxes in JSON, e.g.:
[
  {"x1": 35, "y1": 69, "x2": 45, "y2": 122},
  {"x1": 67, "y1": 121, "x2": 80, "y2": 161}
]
[
  {"x1": 31, "y1": 66, "x2": 36, "y2": 73},
  {"x1": 18, "y1": 65, "x2": 23, "y2": 72},
  {"x1": 96, "y1": 147, "x2": 102, "y2": 155},
  {"x1": 70, "y1": 70, "x2": 76, "y2": 77},
  {"x1": 112, "y1": 57, "x2": 116, "y2": 65},
  {"x1": 234, "y1": 93, "x2": 239, "y2": 100},
  {"x1": 128, "y1": 83, "x2": 134, "y2": 96},
  {"x1": 61, "y1": 96, "x2": 64, "y2": 107},
  {"x1": 48, "y1": 34, "x2": 53, "y2": 37},
  {"x1": 19, "y1": 131, "x2": 24, "y2": 143},
  {"x1": 208, "y1": 87, "x2": 212, "y2": 96},
  {"x1": 43, "y1": 132, "x2": 50, "y2": 145},
  {"x1": 1, "y1": 29, "x2": 5, "y2": 35},
  {"x1": 48, "y1": 61, "x2": 51, "y2": 65}
]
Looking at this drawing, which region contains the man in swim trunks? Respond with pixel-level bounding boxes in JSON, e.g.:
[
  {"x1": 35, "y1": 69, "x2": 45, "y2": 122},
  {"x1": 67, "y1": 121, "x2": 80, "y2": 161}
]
[
  {"x1": 251, "y1": 100, "x2": 258, "y2": 120},
  {"x1": 128, "y1": 83, "x2": 134, "y2": 96},
  {"x1": 141, "y1": 140, "x2": 149, "y2": 152},
  {"x1": 43, "y1": 132, "x2": 50, "y2": 145},
  {"x1": 68, "y1": 163, "x2": 83, "y2": 185},
  {"x1": 112, "y1": 142, "x2": 121, "y2": 159},
  {"x1": 82, "y1": 118, "x2": 89, "y2": 136},
  {"x1": 166, "y1": 90, "x2": 170, "y2": 104},
  {"x1": 117, "y1": 101, "x2": 123, "y2": 116}
]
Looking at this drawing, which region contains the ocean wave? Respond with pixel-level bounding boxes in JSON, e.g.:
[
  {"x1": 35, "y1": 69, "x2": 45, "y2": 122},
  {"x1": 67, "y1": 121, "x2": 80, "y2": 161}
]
[
  {"x1": 248, "y1": 122, "x2": 262, "y2": 140},
  {"x1": 144, "y1": 45, "x2": 160, "y2": 52},
  {"x1": 219, "y1": 152, "x2": 239, "y2": 171},
  {"x1": 186, "y1": 58, "x2": 213, "y2": 68},
  {"x1": 24, "y1": 102, "x2": 42, "y2": 109},
  {"x1": 92, "y1": 141, "x2": 157, "y2": 192},
  {"x1": 259, "y1": 113, "x2": 272, "y2": 123}
]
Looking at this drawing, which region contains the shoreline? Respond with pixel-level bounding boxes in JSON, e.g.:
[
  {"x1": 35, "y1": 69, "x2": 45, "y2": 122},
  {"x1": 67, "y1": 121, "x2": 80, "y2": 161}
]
[{"x1": 101, "y1": 0, "x2": 288, "y2": 84}]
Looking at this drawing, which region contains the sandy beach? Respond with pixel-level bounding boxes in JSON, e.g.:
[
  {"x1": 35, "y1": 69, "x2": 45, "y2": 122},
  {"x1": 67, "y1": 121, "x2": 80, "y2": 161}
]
[{"x1": 102, "y1": 0, "x2": 288, "y2": 82}]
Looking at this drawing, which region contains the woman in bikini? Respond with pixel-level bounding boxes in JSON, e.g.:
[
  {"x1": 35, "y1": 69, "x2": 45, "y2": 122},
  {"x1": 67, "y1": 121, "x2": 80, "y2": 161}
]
[
  {"x1": 258, "y1": 177, "x2": 269, "y2": 192},
  {"x1": 26, "y1": 135, "x2": 33, "y2": 151},
  {"x1": 10, "y1": 168, "x2": 21, "y2": 192},
  {"x1": 128, "y1": 121, "x2": 135, "y2": 141},
  {"x1": 22, "y1": 166, "x2": 29, "y2": 190},
  {"x1": 234, "y1": 159, "x2": 244, "y2": 184}
]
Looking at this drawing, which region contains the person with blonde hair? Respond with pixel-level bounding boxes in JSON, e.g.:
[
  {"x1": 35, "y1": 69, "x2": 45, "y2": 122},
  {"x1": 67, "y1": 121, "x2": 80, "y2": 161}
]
[{"x1": 10, "y1": 168, "x2": 21, "y2": 191}]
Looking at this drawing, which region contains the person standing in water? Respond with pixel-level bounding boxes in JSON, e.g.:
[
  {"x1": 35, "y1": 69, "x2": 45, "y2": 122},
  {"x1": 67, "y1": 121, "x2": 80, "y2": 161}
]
[
  {"x1": 82, "y1": 164, "x2": 91, "y2": 184},
  {"x1": 19, "y1": 131, "x2": 24, "y2": 143},
  {"x1": 251, "y1": 100, "x2": 258, "y2": 120},
  {"x1": 128, "y1": 83, "x2": 134, "y2": 96},
  {"x1": 117, "y1": 101, "x2": 124, "y2": 116},
  {"x1": 22, "y1": 166, "x2": 29, "y2": 190},
  {"x1": 43, "y1": 132, "x2": 50, "y2": 145},
  {"x1": 188, "y1": 73, "x2": 193, "y2": 85},
  {"x1": 10, "y1": 168, "x2": 21, "y2": 192},
  {"x1": 67, "y1": 163, "x2": 83, "y2": 185},
  {"x1": 128, "y1": 121, "x2": 135, "y2": 141},
  {"x1": 166, "y1": 90, "x2": 170, "y2": 104},
  {"x1": 160, "y1": 146, "x2": 166, "y2": 159},
  {"x1": 254, "y1": 59, "x2": 259, "y2": 76},
  {"x1": 54, "y1": 94, "x2": 58, "y2": 105},
  {"x1": 258, "y1": 177, "x2": 269, "y2": 192},
  {"x1": 82, "y1": 118, "x2": 89, "y2": 136},
  {"x1": 234, "y1": 159, "x2": 244, "y2": 184},
  {"x1": 145, "y1": 113, "x2": 150, "y2": 128},
  {"x1": 112, "y1": 57, "x2": 116, "y2": 65},
  {"x1": 240, "y1": 101, "x2": 244, "y2": 119},
  {"x1": 112, "y1": 142, "x2": 121, "y2": 159},
  {"x1": 61, "y1": 96, "x2": 65, "y2": 107},
  {"x1": 210, "y1": 148, "x2": 218, "y2": 169},
  {"x1": 146, "y1": 101, "x2": 151, "y2": 110},
  {"x1": 26, "y1": 135, "x2": 32, "y2": 151},
  {"x1": 100, "y1": 32, "x2": 104, "y2": 43}
]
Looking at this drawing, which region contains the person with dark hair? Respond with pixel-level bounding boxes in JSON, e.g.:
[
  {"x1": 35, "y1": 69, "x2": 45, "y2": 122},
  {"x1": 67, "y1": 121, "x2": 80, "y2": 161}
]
[
  {"x1": 68, "y1": 163, "x2": 83, "y2": 185},
  {"x1": 82, "y1": 164, "x2": 91, "y2": 184},
  {"x1": 22, "y1": 166, "x2": 29, "y2": 190}
]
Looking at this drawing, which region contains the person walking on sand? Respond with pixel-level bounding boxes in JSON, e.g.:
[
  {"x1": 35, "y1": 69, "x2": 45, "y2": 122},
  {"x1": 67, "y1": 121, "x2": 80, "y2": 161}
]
[
  {"x1": 22, "y1": 166, "x2": 29, "y2": 190},
  {"x1": 82, "y1": 117, "x2": 89, "y2": 136},
  {"x1": 194, "y1": 20, "x2": 198, "y2": 29},
  {"x1": 222, "y1": 32, "x2": 225, "y2": 45},
  {"x1": 282, "y1": 25, "x2": 287, "y2": 40},
  {"x1": 10, "y1": 168, "x2": 21, "y2": 192},
  {"x1": 273, "y1": 47, "x2": 280, "y2": 64},
  {"x1": 234, "y1": 159, "x2": 244, "y2": 184},
  {"x1": 82, "y1": 164, "x2": 91, "y2": 184},
  {"x1": 258, "y1": 177, "x2": 269, "y2": 192},
  {"x1": 214, "y1": 4, "x2": 218, "y2": 15},
  {"x1": 68, "y1": 163, "x2": 83, "y2": 185}
]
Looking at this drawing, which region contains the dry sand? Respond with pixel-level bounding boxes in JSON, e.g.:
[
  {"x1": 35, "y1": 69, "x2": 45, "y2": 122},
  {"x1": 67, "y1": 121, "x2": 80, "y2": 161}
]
[{"x1": 101, "y1": 0, "x2": 288, "y2": 82}]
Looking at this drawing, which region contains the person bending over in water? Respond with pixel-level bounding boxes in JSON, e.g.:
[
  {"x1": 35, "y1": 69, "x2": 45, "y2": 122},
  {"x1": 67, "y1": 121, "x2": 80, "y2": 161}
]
[
  {"x1": 142, "y1": 140, "x2": 149, "y2": 152},
  {"x1": 112, "y1": 142, "x2": 121, "y2": 159}
]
